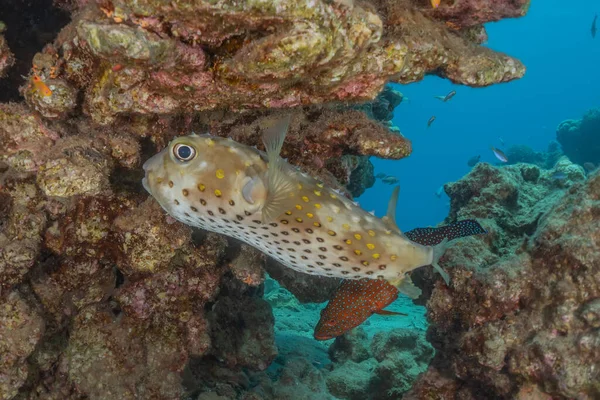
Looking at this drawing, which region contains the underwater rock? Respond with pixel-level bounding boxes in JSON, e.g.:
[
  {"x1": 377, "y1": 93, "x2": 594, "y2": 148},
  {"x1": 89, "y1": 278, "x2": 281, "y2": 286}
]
[
  {"x1": 0, "y1": 31, "x2": 15, "y2": 78},
  {"x1": 556, "y1": 107, "x2": 600, "y2": 166},
  {"x1": 409, "y1": 162, "x2": 600, "y2": 399},
  {"x1": 426, "y1": 0, "x2": 531, "y2": 28},
  {"x1": 22, "y1": 0, "x2": 524, "y2": 124},
  {"x1": 264, "y1": 258, "x2": 340, "y2": 304},
  {"x1": 504, "y1": 142, "x2": 563, "y2": 169},
  {"x1": 62, "y1": 303, "x2": 190, "y2": 400},
  {"x1": 207, "y1": 294, "x2": 277, "y2": 371},
  {"x1": 326, "y1": 327, "x2": 434, "y2": 400},
  {"x1": 0, "y1": 290, "x2": 45, "y2": 400}
]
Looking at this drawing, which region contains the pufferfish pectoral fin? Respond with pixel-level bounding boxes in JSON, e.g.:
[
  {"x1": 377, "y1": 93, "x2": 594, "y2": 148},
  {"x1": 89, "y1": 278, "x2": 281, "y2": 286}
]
[
  {"x1": 381, "y1": 186, "x2": 403, "y2": 234},
  {"x1": 260, "y1": 115, "x2": 299, "y2": 224},
  {"x1": 390, "y1": 275, "x2": 422, "y2": 299}
]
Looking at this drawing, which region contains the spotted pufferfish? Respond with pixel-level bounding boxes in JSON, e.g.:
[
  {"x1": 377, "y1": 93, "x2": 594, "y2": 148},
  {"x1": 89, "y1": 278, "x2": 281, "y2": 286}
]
[{"x1": 142, "y1": 116, "x2": 450, "y2": 296}]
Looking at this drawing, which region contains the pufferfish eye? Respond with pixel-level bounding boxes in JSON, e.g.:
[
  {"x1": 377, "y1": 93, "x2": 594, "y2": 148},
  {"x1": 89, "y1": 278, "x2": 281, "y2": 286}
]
[{"x1": 173, "y1": 143, "x2": 196, "y2": 161}]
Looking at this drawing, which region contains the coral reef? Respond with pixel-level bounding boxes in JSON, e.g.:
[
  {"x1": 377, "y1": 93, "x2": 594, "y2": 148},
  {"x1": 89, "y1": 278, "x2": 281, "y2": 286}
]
[
  {"x1": 326, "y1": 327, "x2": 434, "y2": 400},
  {"x1": 0, "y1": 0, "x2": 531, "y2": 397},
  {"x1": 15, "y1": 0, "x2": 525, "y2": 125},
  {"x1": 0, "y1": 26, "x2": 15, "y2": 78},
  {"x1": 504, "y1": 141, "x2": 562, "y2": 169},
  {"x1": 556, "y1": 107, "x2": 600, "y2": 166},
  {"x1": 406, "y1": 160, "x2": 599, "y2": 399},
  {"x1": 427, "y1": 0, "x2": 531, "y2": 28}
]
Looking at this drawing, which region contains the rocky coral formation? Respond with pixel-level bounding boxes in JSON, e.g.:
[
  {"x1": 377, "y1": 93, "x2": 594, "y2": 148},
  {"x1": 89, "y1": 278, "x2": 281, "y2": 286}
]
[
  {"x1": 427, "y1": 0, "x2": 531, "y2": 28},
  {"x1": 326, "y1": 327, "x2": 434, "y2": 400},
  {"x1": 0, "y1": 0, "x2": 532, "y2": 398},
  {"x1": 557, "y1": 107, "x2": 600, "y2": 166},
  {"x1": 16, "y1": 0, "x2": 525, "y2": 125},
  {"x1": 504, "y1": 141, "x2": 562, "y2": 169},
  {"x1": 406, "y1": 160, "x2": 599, "y2": 399},
  {"x1": 0, "y1": 25, "x2": 15, "y2": 78}
]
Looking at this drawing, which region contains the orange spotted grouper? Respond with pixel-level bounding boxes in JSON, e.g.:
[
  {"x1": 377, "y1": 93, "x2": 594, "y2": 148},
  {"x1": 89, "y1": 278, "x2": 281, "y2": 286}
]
[
  {"x1": 142, "y1": 116, "x2": 452, "y2": 293},
  {"x1": 314, "y1": 219, "x2": 486, "y2": 340}
]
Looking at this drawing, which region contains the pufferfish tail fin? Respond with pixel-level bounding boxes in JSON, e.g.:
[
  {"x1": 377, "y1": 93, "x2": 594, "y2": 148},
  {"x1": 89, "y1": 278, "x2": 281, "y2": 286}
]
[
  {"x1": 261, "y1": 115, "x2": 299, "y2": 224},
  {"x1": 431, "y1": 238, "x2": 450, "y2": 285}
]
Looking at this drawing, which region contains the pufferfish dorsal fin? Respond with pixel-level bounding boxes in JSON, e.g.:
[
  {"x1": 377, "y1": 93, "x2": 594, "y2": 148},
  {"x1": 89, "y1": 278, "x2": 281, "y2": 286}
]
[
  {"x1": 381, "y1": 186, "x2": 403, "y2": 234},
  {"x1": 261, "y1": 115, "x2": 298, "y2": 224}
]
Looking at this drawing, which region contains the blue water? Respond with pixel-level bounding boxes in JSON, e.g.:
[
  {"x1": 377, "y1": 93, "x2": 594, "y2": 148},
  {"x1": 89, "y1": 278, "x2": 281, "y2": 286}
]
[{"x1": 359, "y1": 0, "x2": 600, "y2": 230}]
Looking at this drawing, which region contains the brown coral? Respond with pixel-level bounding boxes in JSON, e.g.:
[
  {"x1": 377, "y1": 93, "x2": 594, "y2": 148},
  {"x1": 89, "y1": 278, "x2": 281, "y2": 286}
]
[{"x1": 407, "y1": 164, "x2": 600, "y2": 399}]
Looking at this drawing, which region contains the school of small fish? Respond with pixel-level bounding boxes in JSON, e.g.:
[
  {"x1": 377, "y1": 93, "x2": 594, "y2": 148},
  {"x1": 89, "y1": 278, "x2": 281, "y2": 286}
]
[
  {"x1": 314, "y1": 219, "x2": 487, "y2": 340},
  {"x1": 143, "y1": 117, "x2": 450, "y2": 287}
]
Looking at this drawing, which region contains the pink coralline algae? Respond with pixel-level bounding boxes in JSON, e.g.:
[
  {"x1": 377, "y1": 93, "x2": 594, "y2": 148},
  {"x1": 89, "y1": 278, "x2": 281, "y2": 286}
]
[
  {"x1": 406, "y1": 162, "x2": 600, "y2": 399},
  {"x1": 17, "y1": 0, "x2": 527, "y2": 125}
]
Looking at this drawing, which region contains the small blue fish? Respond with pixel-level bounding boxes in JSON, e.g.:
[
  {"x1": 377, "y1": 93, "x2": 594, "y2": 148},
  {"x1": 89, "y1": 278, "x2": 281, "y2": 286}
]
[
  {"x1": 490, "y1": 146, "x2": 508, "y2": 163},
  {"x1": 551, "y1": 171, "x2": 567, "y2": 181},
  {"x1": 435, "y1": 186, "x2": 444, "y2": 198}
]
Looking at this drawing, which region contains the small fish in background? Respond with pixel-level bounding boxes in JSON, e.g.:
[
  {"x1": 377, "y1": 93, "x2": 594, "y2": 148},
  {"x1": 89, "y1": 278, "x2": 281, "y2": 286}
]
[
  {"x1": 31, "y1": 75, "x2": 52, "y2": 97},
  {"x1": 584, "y1": 162, "x2": 596, "y2": 173},
  {"x1": 430, "y1": 0, "x2": 441, "y2": 9},
  {"x1": 434, "y1": 90, "x2": 456, "y2": 102},
  {"x1": 592, "y1": 14, "x2": 597, "y2": 38},
  {"x1": 435, "y1": 185, "x2": 444, "y2": 198},
  {"x1": 499, "y1": 137, "x2": 505, "y2": 146},
  {"x1": 467, "y1": 155, "x2": 481, "y2": 167},
  {"x1": 381, "y1": 176, "x2": 399, "y2": 185},
  {"x1": 314, "y1": 219, "x2": 487, "y2": 340},
  {"x1": 490, "y1": 146, "x2": 508, "y2": 163},
  {"x1": 375, "y1": 173, "x2": 387, "y2": 179},
  {"x1": 427, "y1": 116, "x2": 436, "y2": 127},
  {"x1": 551, "y1": 171, "x2": 567, "y2": 181}
]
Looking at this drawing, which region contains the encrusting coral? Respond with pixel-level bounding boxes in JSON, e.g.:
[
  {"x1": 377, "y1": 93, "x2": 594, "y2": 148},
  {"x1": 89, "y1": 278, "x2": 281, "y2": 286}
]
[
  {"x1": 18, "y1": 0, "x2": 525, "y2": 124},
  {"x1": 0, "y1": 0, "x2": 532, "y2": 398},
  {"x1": 406, "y1": 161, "x2": 600, "y2": 399}
]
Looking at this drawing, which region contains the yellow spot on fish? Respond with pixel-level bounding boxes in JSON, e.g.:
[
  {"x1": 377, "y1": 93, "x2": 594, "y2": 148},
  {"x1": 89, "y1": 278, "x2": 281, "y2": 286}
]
[
  {"x1": 342, "y1": 223, "x2": 350, "y2": 230},
  {"x1": 327, "y1": 230, "x2": 336, "y2": 236},
  {"x1": 314, "y1": 203, "x2": 322, "y2": 209},
  {"x1": 207, "y1": 139, "x2": 215, "y2": 146},
  {"x1": 156, "y1": 177, "x2": 163, "y2": 184},
  {"x1": 366, "y1": 243, "x2": 375, "y2": 250},
  {"x1": 302, "y1": 196, "x2": 309, "y2": 203},
  {"x1": 198, "y1": 183, "x2": 205, "y2": 192},
  {"x1": 296, "y1": 218, "x2": 303, "y2": 223},
  {"x1": 236, "y1": 170, "x2": 241, "y2": 175},
  {"x1": 216, "y1": 169, "x2": 225, "y2": 179},
  {"x1": 314, "y1": 190, "x2": 321, "y2": 196},
  {"x1": 285, "y1": 211, "x2": 292, "y2": 215},
  {"x1": 327, "y1": 216, "x2": 333, "y2": 222},
  {"x1": 215, "y1": 189, "x2": 222, "y2": 197},
  {"x1": 330, "y1": 193, "x2": 337, "y2": 199},
  {"x1": 373, "y1": 253, "x2": 380, "y2": 259},
  {"x1": 368, "y1": 230, "x2": 376, "y2": 237},
  {"x1": 362, "y1": 261, "x2": 370, "y2": 266},
  {"x1": 354, "y1": 233, "x2": 362, "y2": 240},
  {"x1": 306, "y1": 212, "x2": 314, "y2": 218},
  {"x1": 390, "y1": 255, "x2": 397, "y2": 261},
  {"x1": 332, "y1": 205, "x2": 340, "y2": 213},
  {"x1": 296, "y1": 205, "x2": 303, "y2": 210},
  {"x1": 354, "y1": 249, "x2": 362, "y2": 256},
  {"x1": 317, "y1": 182, "x2": 324, "y2": 188},
  {"x1": 314, "y1": 222, "x2": 322, "y2": 227},
  {"x1": 245, "y1": 161, "x2": 252, "y2": 167},
  {"x1": 345, "y1": 239, "x2": 352, "y2": 245},
  {"x1": 385, "y1": 230, "x2": 392, "y2": 235}
]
